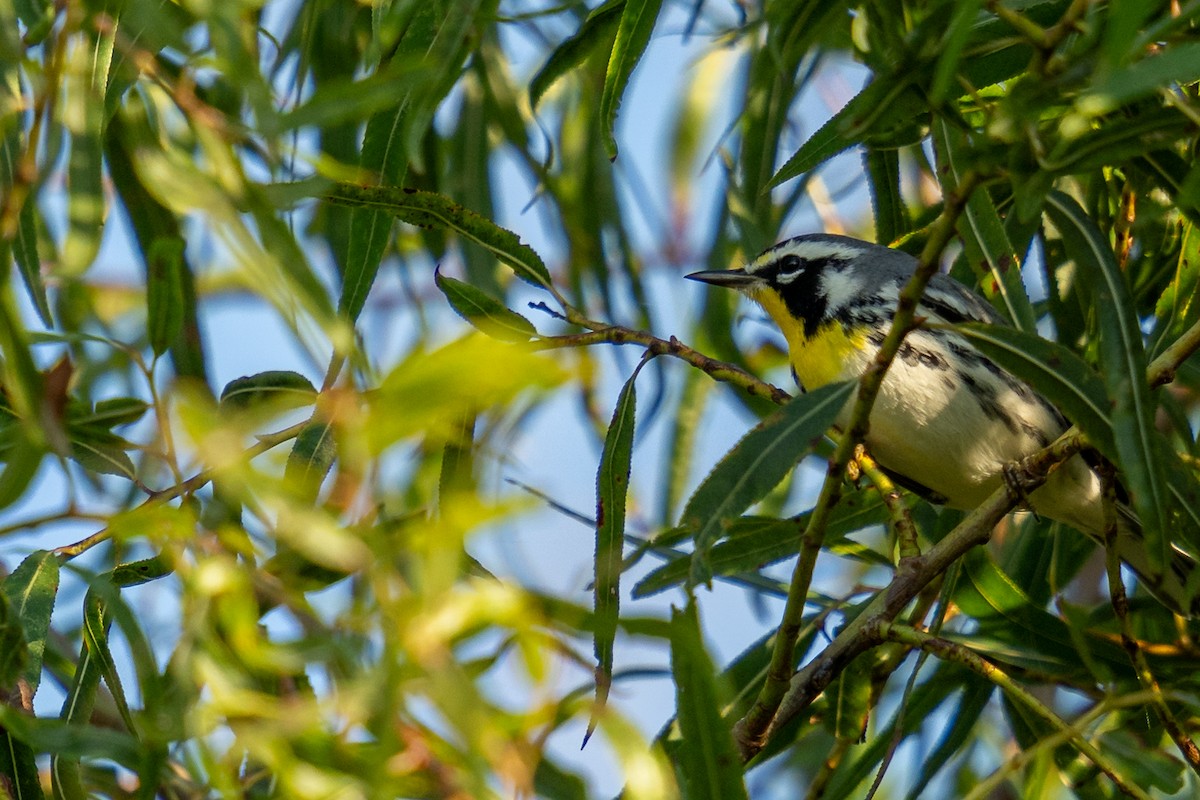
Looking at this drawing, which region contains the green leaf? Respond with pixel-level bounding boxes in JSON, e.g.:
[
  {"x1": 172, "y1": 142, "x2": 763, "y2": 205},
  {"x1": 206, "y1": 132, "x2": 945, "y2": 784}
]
[
  {"x1": 66, "y1": 427, "x2": 136, "y2": 480},
  {"x1": 865, "y1": 147, "x2": 907, "y2": 245},
  {"x1": 668, "y1": 602, "x2": 748, "y2": 800},
  {"x1": 683, "y1": 381, "x2": 853, "y2": 587},
  {"x1": 589, "y1": 360, "x2": 643, "y2": 742},
  {"x1": 599, "y1": 0, "x2": 664, "y2": 159},
  {"x1": 284, "y1": 422, "x2": 337, "y2": 504},
  {"x1": 0, "y1": 129, "x2": 50, "y2": 327},
  {"x1": 933, "y1": 116, "x2": 1036, "y2": 332},
  {"x1": 0, "y1": 588, "x2": 25, "y2": 688},
  {"x1": 529, "y1": 0, "x2": 624, "y2": 109},
  {"x1": 1095, "y1": 729, "x2": 1185, "y2": 794},
  {"x1": 81, "y1": 398, "x2": 150, "y2": 429},
  {"x1": 1151, "y1": 220, "x2": 1200, "y2": 358},
  {"x1": 434, "y1": 270, "x2": 537, "y2": 342},
  {"x1": 1077, "y1": 43, "x2": 1200, "y2": 117},
  {"x1": 0, "y1": 728, "x2": 43, "y2": 800},
  {"x1": 0, "y1": 433, "x2": 44, "y2": 510},
  {"x1": 636, "y1": 491, "x2": 894, "y2": 597},
  {"x1": 326, "y1": 184, "x2": 554, "y2": 290},
  {"x1": 1046, "y1": 191, "x2": 1170, "y2": 571},
  {"x1": 219, "y1": 370, "x2": 318, "y2": 412},
  {"x1": 145, "y1": 237, "x2": 185, "y2": 357},
  {"x1": 2, "y1": 550, "x2": 60, "y2": 692},
  {"x1": 953, "y1": 323, "x2": 1115, "y2": 459}
]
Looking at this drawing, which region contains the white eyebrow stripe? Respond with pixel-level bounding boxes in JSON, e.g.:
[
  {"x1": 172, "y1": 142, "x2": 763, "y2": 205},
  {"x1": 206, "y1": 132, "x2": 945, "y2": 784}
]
[{"x1": 784, "y1": 241, "x2": 863, "y2": 261}]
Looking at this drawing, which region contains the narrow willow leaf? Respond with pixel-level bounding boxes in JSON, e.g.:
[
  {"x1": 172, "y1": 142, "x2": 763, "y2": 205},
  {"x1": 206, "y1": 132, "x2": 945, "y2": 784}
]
[
  {"x1": 0, "y1": 433, "x2": 44, "y2": 510},
  {"x1": 1046, "y1": 191, "x2": 1170, "y2": 570},
  {"x1": 1096, "y1": 730, "x2": 1185, "y2": 794},
  {"x1": 0, "y1": 728, "x2": 42, "y2": 800},
  {"x1": 103, "y1": 110, "x2": 208, "y2": 385},
  {"x1": 1076, "y1": 42, "x2": 1200, "y2": 117},
  {"x1": 529, "y1": 0, "x2": 624, "y2": 109},
  {"x1": 219, "y1": 370, "x2": 318, "y2": 412},
  {"x1": 865, "y1": 147, "x2": 906, "y2": 245},
  {"x1": 61, "y1": 40, "x2": 108, "y2": 277},
  {"x1": 2, "y1": 550, "x2": 60, "y2": 692},
  {"x1": 903, "y1": 679, "x2": 994, "y2": 800},
  {"x1": 587, "y1": 359, "x2": 643, "y2": 744},
  {"x1": 0, "y1": 589, "x2": 24, "y2": 687},
  {"x1": 933, "y1": 117, "x2": 1036, "y2": 332},
  {"x1": 145, "y1": 237, "x2": 185, "y2": 356},
  {"x1": 636, "y1": 490, "x2": 893, "y2": 598},
  {"x1": 0, "y1": 129, "x2": 49, "y2": 326},
  {"x1": 598, "y1": 0, "x2": 664, "y2": 159},
  {"x1": 684, "y1": 381, "x2": 853, "y2": 587},
  {"x1": 326, "y1": 184, "x2": 554, "y2": 290},
  {"x1": 82, "y1": 398, "x2": 150, "y2": 428},
  {"x1": 953, "y1": 323, "x2": 1115, "y2": 459},
  {"x1": 668, "y1": 602, "x2": 749, "y2": 800},
  {"x1": 928, "y1": 0, "x2": 982, "y2": 104},
  {"x1": 771, "y1": 81, "x2": 926, "y2": 187},
  {"x1": 1151, "y1": 220, "x2": 1200, "y2": 358},
  {"x1": 284, "y1": 421, "x2": 337, "y2": 504},
  {"x1": 67, "y1": 428, "x2": 136, "y2": 480},
  {"x1": 434, "y1": 270, "x2": 537, "y2": 342}
]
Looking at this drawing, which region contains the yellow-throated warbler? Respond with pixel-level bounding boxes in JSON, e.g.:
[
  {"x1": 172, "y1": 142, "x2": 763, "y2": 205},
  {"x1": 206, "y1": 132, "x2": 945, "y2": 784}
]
[{"x1": 688, "y1": 233, "x2": 1197, "y2": 616}]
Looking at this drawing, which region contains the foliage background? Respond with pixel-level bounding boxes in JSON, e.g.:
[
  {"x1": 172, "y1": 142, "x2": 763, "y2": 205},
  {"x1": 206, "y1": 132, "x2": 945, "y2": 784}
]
[{"x1": 2, "y1": 0, "x2": 1200, "y2": 798}]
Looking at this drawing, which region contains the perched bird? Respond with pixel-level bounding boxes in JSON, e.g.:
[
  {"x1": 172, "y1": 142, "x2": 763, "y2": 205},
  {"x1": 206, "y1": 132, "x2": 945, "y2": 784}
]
[{"x1": 687, "y1": 233, "x2": 1195, "y2": 615}]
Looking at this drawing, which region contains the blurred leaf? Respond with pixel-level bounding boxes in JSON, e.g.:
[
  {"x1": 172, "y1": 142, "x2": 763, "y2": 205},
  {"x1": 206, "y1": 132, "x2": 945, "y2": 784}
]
[
  {"x1": 532, "y1": 757, "x2": 588, "y2": 800},
  {"x1": 82, "y1": 398, "x2": 150, "y2": 429},
  {"x1": 2, "y1": 550, "x2": 60, "y2": 692},
  {"x1": 1077, "y1": 43, "x2": 1200, "y2": 117},
  {"x1": 1095, "y1": 729, "x2": 1184, "y2": 794},
  {"x1": 530, "y1": 0, "x2": 623, "y2": 109},
  {"x1": 284, "y1": 422, "x2": 337, "y2": 503},
  {"x1": 1046, "y1": 191, "x2": 1171, "y2": 571},
  {"x1": 0, "y1": 128, "x2": 49, "y2": 326},
  {"x1": 67, "y1": 427, "x2": 136, "y2": 480},
  {"x1": 145, "y1": 237, "x2": 184, "y2": 357},
  {"x1": 434, "y1": 270, "x2": 537, "y2": 342},
  {"x1": 669, "y1": 602, "x2": 748, "y2": 800},
  {"x1": 326, "y1": 184, "x2": 554, "y2": 290},
  {"x1": 0, "y1": 433, "x2": 44, "y2": 510},
  {"x1": 684, "y1": 381, "x2": 852, "y2": 587},
  {"x1": 953, "y1": 323, "x2": 1115, "y2": 459},
  {"x1": 599, "y1": 0, "x2": 664, "y2": 159},
  {"x1": 589, "y1": 360, "x2": 642, "y2": 742},
  {"x1": 219, "y1": 371, "x2": 318, "y2": 412},
  {"x1": 61, "y1": 39, "x2": 109, "y2": 278},
  {"x1": 369, "y1": 334, "x2": 565, "y2": 452}
]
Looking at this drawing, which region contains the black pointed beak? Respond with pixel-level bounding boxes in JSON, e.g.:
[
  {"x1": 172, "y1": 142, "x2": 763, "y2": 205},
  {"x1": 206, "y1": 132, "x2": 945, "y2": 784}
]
[{"x1": 685, "y1": 268, "x2": 761, "y2": 289}]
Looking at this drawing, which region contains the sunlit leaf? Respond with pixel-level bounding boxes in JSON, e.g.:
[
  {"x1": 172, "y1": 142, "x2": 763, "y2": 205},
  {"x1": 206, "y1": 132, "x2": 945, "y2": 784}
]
[
  {"x1": 684, "y1": 381, "x2": 852, "y2": 587},
  {"x1": 434, "y1": 270, "x2": 537, "y2": 342},
  {"x1": 2, "y1": 550, "x2": 60, "y2": 692},
  {"x1": 668, "y1": 602, "x2": 748, "y2": 800}
]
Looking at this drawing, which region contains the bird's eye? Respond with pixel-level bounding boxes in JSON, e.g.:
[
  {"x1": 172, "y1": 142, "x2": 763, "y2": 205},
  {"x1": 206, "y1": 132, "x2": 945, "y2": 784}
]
[{"x1": 776, "y1": 254, "x2": 805, "y2": 283}]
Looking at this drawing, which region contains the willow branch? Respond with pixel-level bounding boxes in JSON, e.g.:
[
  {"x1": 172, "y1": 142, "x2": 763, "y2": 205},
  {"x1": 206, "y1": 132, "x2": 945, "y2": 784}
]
[
  {"x1": 54, "y1": 419, "x2": 310, "y2": 560},
  {"x1": 876, "y1": 621, "x2": 1152, "y2": 800},
  {"x1": 532, "y1": 325, "x2": 791, "y2": 405},
  {"x1": 738, "y1": 432, "x2": 1083, "y2": 762}
]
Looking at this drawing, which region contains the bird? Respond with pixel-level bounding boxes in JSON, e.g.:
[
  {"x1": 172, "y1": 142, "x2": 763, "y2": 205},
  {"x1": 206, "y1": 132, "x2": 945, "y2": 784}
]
[{"x1": 687, "y1": 232, "x2": 1196, "y2": 616}]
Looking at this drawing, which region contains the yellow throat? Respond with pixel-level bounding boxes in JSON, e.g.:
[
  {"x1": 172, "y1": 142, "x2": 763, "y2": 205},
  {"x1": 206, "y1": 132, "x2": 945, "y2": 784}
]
[{"x1": 751, "y1": 286, "x2": 868, "y2": 391}]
